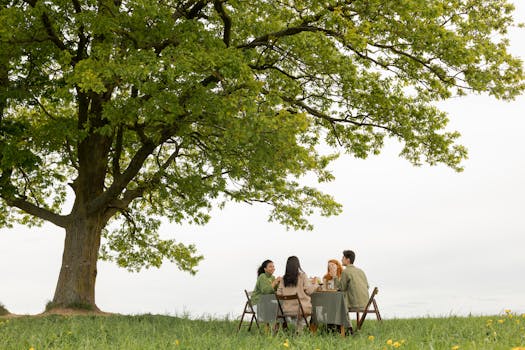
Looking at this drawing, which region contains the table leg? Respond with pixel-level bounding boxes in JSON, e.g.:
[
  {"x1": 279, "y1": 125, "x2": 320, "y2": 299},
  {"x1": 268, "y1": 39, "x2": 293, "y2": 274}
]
[{"x1": 339, "y1": 325, "x2": 346, "y2": 337}]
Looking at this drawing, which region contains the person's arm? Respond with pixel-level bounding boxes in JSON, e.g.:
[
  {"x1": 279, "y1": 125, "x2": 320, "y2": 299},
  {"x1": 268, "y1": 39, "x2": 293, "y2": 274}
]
[
  {"x1": 303, "y1": 273, "x2": 318, "y2": 295},
  {"x1": 333, "y1": 276, "x2": 342, "y2": 290},
  {"x1": 258, "y1": 274, "x2": 276, "y2": 294},
  {"x1": 340, "y1": 270, "x2": 349, "y2": 292},
  {"x1": 276, "y1": 279, "x2": 283, "y2": 295},
  {"x1": 272, "y1": 276, "x2": 282, "y2": 290}
]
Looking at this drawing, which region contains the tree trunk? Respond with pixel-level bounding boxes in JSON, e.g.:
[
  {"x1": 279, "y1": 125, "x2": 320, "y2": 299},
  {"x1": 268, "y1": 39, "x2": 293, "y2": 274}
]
[
  {"x1": 51, "y1": 214, "x2": 103, "y2": 310},
  {"x1": 49, "y1": 92, "x2": 112, "y2": 310}
]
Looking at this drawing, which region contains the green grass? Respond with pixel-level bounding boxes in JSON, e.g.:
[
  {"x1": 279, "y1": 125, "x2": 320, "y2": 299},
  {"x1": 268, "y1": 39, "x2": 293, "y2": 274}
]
[{"x1": 1, "y1": 311, "x2": 524, "y2": 349}]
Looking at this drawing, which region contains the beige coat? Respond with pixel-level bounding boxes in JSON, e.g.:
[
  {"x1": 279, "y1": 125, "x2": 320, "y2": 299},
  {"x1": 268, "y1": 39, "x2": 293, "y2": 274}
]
[{"x1": 277, "y1": 272, "x2": 317, "y2": 316}]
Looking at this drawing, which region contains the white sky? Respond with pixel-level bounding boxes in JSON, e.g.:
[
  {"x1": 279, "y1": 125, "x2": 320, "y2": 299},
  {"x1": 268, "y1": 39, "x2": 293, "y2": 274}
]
[{"x1": 1, "y1": 2, "x2": 524, "y2": 318}]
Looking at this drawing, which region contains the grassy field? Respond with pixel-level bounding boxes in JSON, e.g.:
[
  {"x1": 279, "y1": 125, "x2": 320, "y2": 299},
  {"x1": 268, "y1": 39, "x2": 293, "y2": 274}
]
[{"x1": 1, "y1": 310, "x2": 524, "y2": 349}]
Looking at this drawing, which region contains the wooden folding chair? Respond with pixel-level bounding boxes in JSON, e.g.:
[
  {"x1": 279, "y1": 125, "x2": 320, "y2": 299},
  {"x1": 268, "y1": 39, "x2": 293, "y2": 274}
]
[
  {"x1": 348, "y1": 287, "x2": 382, "y2": 332},
  {"x1": 237, "y1": 290, "x2": 259, "y2": 332},
  {"x1": 274, "y1": 293, "x2": 309, "y2": 333}
]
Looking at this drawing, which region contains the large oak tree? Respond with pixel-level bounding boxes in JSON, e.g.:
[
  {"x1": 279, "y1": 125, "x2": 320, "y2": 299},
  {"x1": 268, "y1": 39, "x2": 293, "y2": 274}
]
[{"x1": 0, "y1": 0, "x2": 523, "y2": 310}]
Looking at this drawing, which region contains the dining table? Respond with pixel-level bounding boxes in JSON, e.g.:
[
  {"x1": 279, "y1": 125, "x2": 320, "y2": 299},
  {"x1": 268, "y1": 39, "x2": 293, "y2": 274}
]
[
  {"x1": 310, "y1": 290, "x2": 352, "y2": 336},
  {"x1": 256, "y1": 294, "x2": 279, "y2": 323},
  {"x1": 256, "y1": 290, "x2": 352, "y2": 336}
]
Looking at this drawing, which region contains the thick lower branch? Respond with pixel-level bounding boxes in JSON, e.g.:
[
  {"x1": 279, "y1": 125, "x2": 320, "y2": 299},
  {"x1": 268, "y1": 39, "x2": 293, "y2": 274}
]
[{"x1": 6, "y1": 197, "x2": 69, "y2": 227}]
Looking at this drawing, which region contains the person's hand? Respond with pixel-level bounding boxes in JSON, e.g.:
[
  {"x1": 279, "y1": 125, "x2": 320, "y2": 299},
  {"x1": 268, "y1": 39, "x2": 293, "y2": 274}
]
[
  {"x1": 272, "y1": 276, "x2": 281, "y2": 288},
  {"x1": 328, "y1": 263, "x2": 338, "y2": 277}
]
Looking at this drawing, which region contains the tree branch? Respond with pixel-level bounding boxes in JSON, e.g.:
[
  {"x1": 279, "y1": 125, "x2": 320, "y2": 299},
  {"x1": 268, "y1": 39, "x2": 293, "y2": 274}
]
[
  {"x1": 238, "y1": 26, "x2": 324, "y2": 49},
  {"x1": 112, "y1": 125, "x2": 123, "y2": 179},
  {"x1": 102, "y1": 144, "x2": 182, "y2": 221},
  {"x1": 213, "y1": 1, "x2": 231, "y2": 47},
  {"x1": 370, "y1": 42, "x2": 457, "y2": 85},
  {"x1": 25, "y1": 0, "x2": 68, "y2": 51},
  {"x1": 236, "y1": 0, "x2": 353, "y2": 50},
  {"x1": 174, "y1": 0, "x2": 209, "y2": 20},
  {"x1": 249, "y1": 63, "x2": 301, "y2": 80},
  {"x1": 87, "y1": 139, "x2": 156, "y2": 215},
  {"x1": 280, "y1": 95, "x2": 400, "y2": 136},
  {"x1": 6, "y1": 197, "x2": 69, "y2": 227},
  {"x1": 71, "y1": 0, "x2": 89, "y2": 65},
  {"x1": 88, "y1": 123, "x2": 181, "y2": 215}
]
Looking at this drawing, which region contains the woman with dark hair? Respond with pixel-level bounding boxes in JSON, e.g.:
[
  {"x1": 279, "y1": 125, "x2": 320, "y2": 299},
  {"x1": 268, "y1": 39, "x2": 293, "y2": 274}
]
[
  {"x1": 251, "y1": 260, "x2": 282, "y2": 305},
  {"x1": 277, "y1": 256, "x2": 318, "y2": 320}
]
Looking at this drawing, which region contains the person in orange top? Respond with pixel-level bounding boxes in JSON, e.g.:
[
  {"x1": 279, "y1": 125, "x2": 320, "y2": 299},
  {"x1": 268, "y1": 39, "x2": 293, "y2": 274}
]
[{"x1": 322, "y1": 259, "x2": 343, "y2": 290}]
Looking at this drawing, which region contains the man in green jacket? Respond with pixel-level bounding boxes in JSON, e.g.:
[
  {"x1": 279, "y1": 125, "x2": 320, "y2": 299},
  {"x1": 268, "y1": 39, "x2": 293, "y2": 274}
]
[{"x1": 340, "y1": 250, "x2": 369, "y2": 309}]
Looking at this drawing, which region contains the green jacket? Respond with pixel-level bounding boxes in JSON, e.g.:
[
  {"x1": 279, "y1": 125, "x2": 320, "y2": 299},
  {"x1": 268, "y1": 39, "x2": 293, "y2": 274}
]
[
  {"x1": 251, "y1": 273, "x2": 276, "y2": 305},
  {"x1": 340, "y1": 264, "x2": 369, "y2": 309}
]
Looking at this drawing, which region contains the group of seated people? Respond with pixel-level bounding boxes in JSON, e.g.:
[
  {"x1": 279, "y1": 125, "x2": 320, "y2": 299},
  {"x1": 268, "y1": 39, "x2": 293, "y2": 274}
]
[{"x1": 251, "y1": 250, "x2": 369, "y2": 320}]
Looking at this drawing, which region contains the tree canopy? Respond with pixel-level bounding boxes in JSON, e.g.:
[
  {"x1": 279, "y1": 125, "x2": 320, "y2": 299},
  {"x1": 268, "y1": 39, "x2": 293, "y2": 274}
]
[{"x1": 0, "y1": 0, "x2": 523, "y2": 308}]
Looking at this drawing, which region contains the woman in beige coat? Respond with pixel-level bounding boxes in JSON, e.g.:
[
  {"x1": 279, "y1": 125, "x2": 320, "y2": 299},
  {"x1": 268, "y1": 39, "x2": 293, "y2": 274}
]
[{"x1": 277, "y1": 256, "x2": 319, "y2": 318}]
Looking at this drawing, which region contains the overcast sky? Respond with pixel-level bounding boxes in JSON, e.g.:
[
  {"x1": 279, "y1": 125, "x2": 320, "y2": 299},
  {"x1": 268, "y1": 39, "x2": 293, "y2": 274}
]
[{"x1": 1, "y1": 2, "x2": 524, "y2": 318}]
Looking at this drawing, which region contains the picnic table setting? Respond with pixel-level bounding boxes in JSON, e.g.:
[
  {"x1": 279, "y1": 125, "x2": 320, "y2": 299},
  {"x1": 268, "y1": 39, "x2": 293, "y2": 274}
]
[{"x1": 238, "y1": 255, "x2": 381, "y2": 336}]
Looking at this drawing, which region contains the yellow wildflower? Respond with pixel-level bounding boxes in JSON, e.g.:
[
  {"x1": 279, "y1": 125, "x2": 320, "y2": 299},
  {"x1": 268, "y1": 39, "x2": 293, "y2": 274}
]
[
  {"x1": 451, "y1": 346, "x2": 460, "y2": 350},
  {"x1": 511, "y1": 347, "x2": 525, "y2": 350},
  {"x1": 175, "y1": 339, "x2": 180, "y2": 346},
  {"x1": 29, "y1": 348, "x2": 35, "y2": 350},
  {"x1": 393, "y1": 341, "x2": 401, "y2": 348},
  {"x1": 368, "y1": 335, "x2": 375, "y2": 341},
  {"x1": 283, "y1": 339, "x2": 289, "y2": 348},
  {"x1": 387, "y1": 339, "x2": 393, "y2": 345},
  {"x1": 505, "y1": 309, "x2": 512, "y2": 314},
  {"x1": 498, "y1": 319, "x2": 505, "y2": 324}
]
